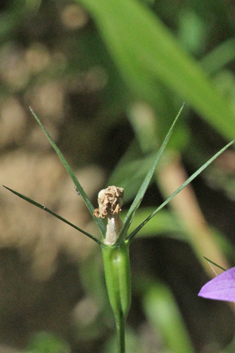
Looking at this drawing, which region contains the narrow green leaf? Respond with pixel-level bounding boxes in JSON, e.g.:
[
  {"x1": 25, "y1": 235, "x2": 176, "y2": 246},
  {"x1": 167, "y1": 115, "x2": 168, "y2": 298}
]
[
  {"x1": 201, "y1": 38, "x2": 235, "y2": 75},
  {"x1": 203, "y1": 256, "x2": 226, "y2": 272},
  {"x1": 128, "y1": 139, "x2": 235, "y2": 242},
  {"x1": 109, "y1": 146, "x2": 156, "y2": 204},
  {"x1": 3, "y1": 185, "x2": 102, "y2": 245},
  {"x1": 115, "y1": 202, "x2": 141, "y2": 246},
  {"x1": 29, "y1": 107, "x2": 106, "y2": 237},
  {"x1": 127, "y1": 208, "x2": 184, "y2": 239},
  {"x1": 123, "y1": 104, "x2": 184, "y2": 233}
]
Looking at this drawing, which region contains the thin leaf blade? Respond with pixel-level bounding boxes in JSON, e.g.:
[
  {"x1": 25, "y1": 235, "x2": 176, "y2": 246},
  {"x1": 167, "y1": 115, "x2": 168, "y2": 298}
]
[
  {"x1": 123, "y1": 104, "x2": 184, "y2": 231},
  {"x1": 203, "y1": 256, "x2": 226, "y2": 272},
  {"x1": 128, "y1": 139, "x2": 235, "y2": 241},
  {"x1": 29, "y1": 107, "x2": 106, "y2": 237},
  {"x1": 3, "y1": 185, "x2": 102, "y2": 245}
]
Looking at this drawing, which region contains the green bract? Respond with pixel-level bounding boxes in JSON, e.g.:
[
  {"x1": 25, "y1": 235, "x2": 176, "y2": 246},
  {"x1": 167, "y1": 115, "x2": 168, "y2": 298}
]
[{"x1": 102, "y1": 243, "x2": 131, "y2": 346}]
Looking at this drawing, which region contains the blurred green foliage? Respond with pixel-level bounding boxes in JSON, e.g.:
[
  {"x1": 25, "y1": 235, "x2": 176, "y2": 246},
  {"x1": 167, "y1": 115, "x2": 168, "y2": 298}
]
[{"x1": 24, "y1": 332, "x2": 70, "y2": 353}]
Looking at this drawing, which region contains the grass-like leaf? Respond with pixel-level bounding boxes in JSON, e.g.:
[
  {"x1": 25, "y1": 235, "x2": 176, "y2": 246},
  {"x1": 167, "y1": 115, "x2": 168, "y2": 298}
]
[
  {"x1": 127, "y1": 138, "x2": 235, "y2": 242},
  {"x1": 115, "y1": 202, "x2": 141, "y2": 246},
  {"x1": 29, "y1": 107, "x2": 106, "y2": 237},
  {"x1": 203, "y1": 256, "x2": 226, "y2": 272},
  {"x1": 123, "y1": 104, "x2": 184, "y2": 234},
  {"x1": 3, "y1": 185, "x2": 102, "y2": 245}
]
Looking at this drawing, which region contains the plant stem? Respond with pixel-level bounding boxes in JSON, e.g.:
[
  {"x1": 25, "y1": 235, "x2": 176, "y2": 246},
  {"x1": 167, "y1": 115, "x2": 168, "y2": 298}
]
[
  {"x1": 101, "y1": 244, "x2": 131, "y2": 353},
  {"x1": 115, "y1": 313, "x2": 126, "y2": 353}
]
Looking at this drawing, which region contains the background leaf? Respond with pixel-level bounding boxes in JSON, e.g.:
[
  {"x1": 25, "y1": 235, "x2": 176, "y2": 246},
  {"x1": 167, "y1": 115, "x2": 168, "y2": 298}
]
[{"x1": 77, "y1": 0, "x2": 235, "y2": 140}]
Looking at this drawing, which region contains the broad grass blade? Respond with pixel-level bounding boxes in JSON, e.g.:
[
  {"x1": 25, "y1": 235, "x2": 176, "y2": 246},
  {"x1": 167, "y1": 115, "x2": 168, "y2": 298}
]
[{"x1": 77, "y1": 0, "x2": 235, "y2": 141}]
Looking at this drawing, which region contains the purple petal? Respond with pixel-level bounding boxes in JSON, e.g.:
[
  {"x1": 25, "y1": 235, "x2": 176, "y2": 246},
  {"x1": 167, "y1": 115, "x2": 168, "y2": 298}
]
[{"x1": 198, "y1": 267, "x2": 235, "y2": 302}]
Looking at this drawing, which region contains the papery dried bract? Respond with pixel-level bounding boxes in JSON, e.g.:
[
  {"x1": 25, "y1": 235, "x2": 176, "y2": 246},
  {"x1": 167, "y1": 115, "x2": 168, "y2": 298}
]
[{"x1": 198, "y1": 267, "x2": 235, "y2": 302}]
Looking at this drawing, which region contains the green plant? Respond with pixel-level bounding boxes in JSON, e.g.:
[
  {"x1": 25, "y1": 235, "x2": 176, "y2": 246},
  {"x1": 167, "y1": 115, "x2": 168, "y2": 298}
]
[{"x1": 4, "y1": 106, "x2": 234, "y2": 352}]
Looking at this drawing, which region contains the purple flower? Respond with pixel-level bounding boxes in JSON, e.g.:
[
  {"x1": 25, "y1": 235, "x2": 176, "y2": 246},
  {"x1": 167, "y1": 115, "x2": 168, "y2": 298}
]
[{"x1": 198, "y1": 267, "x2": 235, "y2": 302}]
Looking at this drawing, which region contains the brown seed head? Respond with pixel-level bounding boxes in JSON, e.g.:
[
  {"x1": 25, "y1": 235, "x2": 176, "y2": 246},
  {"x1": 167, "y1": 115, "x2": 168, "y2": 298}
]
[{"x1": 93, "y1": 186, "x2": 124, "y2": 219}]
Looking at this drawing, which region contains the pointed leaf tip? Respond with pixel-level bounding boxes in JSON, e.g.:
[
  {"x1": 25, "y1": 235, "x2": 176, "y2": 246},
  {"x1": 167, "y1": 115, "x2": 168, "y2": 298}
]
[{"x1": 198, "y1": 267, "x2": 235, "y2": 302}]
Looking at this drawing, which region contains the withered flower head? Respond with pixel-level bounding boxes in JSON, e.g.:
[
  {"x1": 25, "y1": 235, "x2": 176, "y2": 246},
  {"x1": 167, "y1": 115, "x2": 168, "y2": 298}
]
[
  {"x1": 93, "y1": 186, "x2": 124, "y2": 218},
  {"x1": 94, "y1": 186, "x2": 124, "y2": 245}
]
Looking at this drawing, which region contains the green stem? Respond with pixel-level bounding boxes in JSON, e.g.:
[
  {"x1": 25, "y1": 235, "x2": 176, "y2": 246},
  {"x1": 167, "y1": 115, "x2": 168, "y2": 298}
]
[
  {"x1": 115, "y1": 312, "x2": 126, "y2": 353},
  {"x1": 101, "y1": 243, "x2": 131, "y2": 353}
]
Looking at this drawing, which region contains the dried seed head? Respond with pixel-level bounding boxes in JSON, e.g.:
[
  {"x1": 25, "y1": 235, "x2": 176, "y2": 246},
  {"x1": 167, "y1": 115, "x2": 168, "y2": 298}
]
[
  {"x1": 93, "y1": 186, "x2": 124, "y2": 219},
  {"x1": 94, "y1": 186, "x2": 124, "y2": 245}
]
